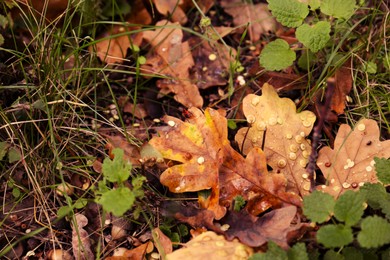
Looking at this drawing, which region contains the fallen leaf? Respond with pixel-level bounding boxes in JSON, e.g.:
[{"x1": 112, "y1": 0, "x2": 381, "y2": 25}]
[
  {"x1": 317, "y1": 118, "x2": 390, "y2": 198},
  {"x1": 72, "y1": 214, "x2": 94, "y2": 260},
  {"x1": 93, "y1": 0, "x2": 151, "y2": 64},
  {"x1": 150, "y1": 107, "x2": 301, "y2": 220},
  {"x1": 220, "y1": 0, "x2": 276, "y2": 42},
  {"x1": 331, "y1": 59, "x2": 353, "y2": 115},
  {"x1": 103, "y1": 134, "x2": 142, "y2": 167},
  {"x1": 153, "y1": 227, "x2": 173, "y2": 256},
  {"x1": 235, "y1": 83, "x2": 317, "y2": 196},
  {"x1": 106, "y1": 241, "x2": 154, "y2": 259},
  {"x1": 142, "y1": 20, "x2": 203, "y2": 108},
  {"x1": 153, "y1": 0, "x2": 188, "y2": 24},
  {"x1": 222, "y1": 206, "x2": 299, "y2": 249},
  {"x1": 166, "y1": 231, "x2": 253, "y2": 260}
]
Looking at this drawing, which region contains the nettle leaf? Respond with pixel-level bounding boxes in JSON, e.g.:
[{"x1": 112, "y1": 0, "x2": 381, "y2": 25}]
[
  {"x1": 259, "y1": 39, "x2": 296, "y2": 71},
  {"x1": 303, "y1": 190, "x2": 335, "y2": 223},
  {"x1": 235, "y1": 83, "x2": 316, "y2": 196},
  {"x1": 267, "y1": 0, "x2": 309, "y2": 28},
  {"x1": 317, "y1": 119, "x2": 390, "y2": 198},
  {"x1": 102, "y1": 148, "x2": 131, "y2": 183},
  {"x1": 357, "y1": 216, "x2": 390, "y2": 248},
  {"x1": 97, "y1": 187, "x2": 135, "y2": 217},
  {"x1": 374, "y1": 157, "x2": 390, "y2": 185},
  {"x1": 324, "y1": 250, "x2": 344, "y2": 260},
  {"x1": 342, "y1": 247, "x2": 363, "y2": 260},
  {"x1": 334, "y1": 190, "x2": 365, "y2": 226},
  {"x1": 296, "y1": 21, "x2": 331, "y2": 53},
  {"x1": 250, "y1": 241, "x2": 288, "y2": 260},
  {"x1": 317, "y1": 224, "x2": 353, "y2": 248},
  {"x1": 308, "y1": 0, "x2": 321, "y2": 10},
  {"x1": 320, "y1": 0, "x2": 356, "y2": 20}
]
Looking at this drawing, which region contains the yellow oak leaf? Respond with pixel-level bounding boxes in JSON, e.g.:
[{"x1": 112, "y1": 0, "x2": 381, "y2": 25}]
[
  {"x1": 235, "y1": 83, "x2": 316, "y2": 197},
  {"x1": 316, "y1": 118, "x2": 390, "y2": 198}
]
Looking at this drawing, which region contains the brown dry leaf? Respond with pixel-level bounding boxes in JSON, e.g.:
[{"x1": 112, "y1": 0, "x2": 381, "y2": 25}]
[
  {"x1": 220, "y1": 0, "x2": 276, "y2": 42},
  {"x1": 153, "y1": 0, "x2": 188, "y2": 24},
  {"x1": 222, "y1": 206, "x2": 299, "y2": 249},
  {"x1": 331, "y1": 59, "x2": 353, "y2": 115},
  {"x1": 106, "y1": 241, "x2": 154, "y2": 260},
  {"x1": 142, "y1": 20, "x2": 203, "y2": 108},
  {"x1": 93, "y1": 0, "x2": 151, "y2": 64},
  {"x1": 104, "y1": 135, "x2": 141, "y2": 167},
  {"x1": 190, "y1": 38, "x2": 237, "y2": 89},
  {"x1": 153, "y1": 227, "x2": 173, "y2": 256},
  {"x1": 72, "y1": 214, "x2": 94, "y2": 260},
  {"x1": 316, "y1": 118, "x2": 390, "y2": 198},
  {"x1": 235, "y1": 83, "x2": 317, "y2": 197},
  {"x1": 166, "y1": 231, "x2": 253, "y2": 260}
]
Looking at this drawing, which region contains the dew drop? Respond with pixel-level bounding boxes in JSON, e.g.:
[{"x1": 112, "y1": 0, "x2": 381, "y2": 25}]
[
  {"x1": 208, "y1": 53, "x2": 217, "y2": 61},
  {"x1": 359, "y1": 182, "x2": 365, "y2": 187},
  {"x1": 366, "y1": 166, "x2": 372, "y2": 172},
  {"x1": 302, "y1": 173, "x2": 308, "y2": 179},
  {"x1": 303, "y1": 182, "x2": 311, "y2": 191},
  {"x1": 303, "y1": 120, "x2": 312, "y2": 127},
  {"x1": 351, "y1": 182, "x2": 358, "y2": 188},
  {"x1": 300, "y1": 131, "x2": 305, "y2": 137},
  {"x1": 277, "y1": 117, "x2": 283, "y2": 125},
  {"x1": 325, "y1": 162, "x2": 332, "y2": 167},
  {"x1": 197, "y1": 156, "x2": 205, "y2": 164},
  {"x1": 357, "y1": 123, "x2": 366, "y2": 131},
  {"x1": 290, "y1": 144, "x2": 299, "y2": 152},
  {"x1": 295, "y1": 135, "x2": 304, "y2": 144},
  {"x1": 167, "y1": 120, "x2": 176, "y2": 127},
  {"x1": 251, "y1": 96, "x2": 260, "y2": 106},
  {"x1": 286, "y1": 133, "x2": 293, "y2": 139},
  {"x1": 342, "y1": 182, "x2": 351, "y2": 189},
  {"x1": 268, "y1": 117, "x2": 277, "y2": 125},
  {"x1": 277, "y1": 159, "x2": 287, "y2": 168},
  {"x1": 302, "y1": 150, "x2": 310, "y2": 158},
  {"x1": 289, "y1": 152, "x2": 297, "y2": 160},
  {"x1": 256, "y1": 121, "x2": 267, "y2": 131},
  {"x1": 300, "y1": 143, "x2": 306, "y2": 150},
  {"x1": 247, "y1": 115, "x2": 256, "y2": 124},
  {"x1": 300, "y1": 159, "x2": 308, "y2": 167}
]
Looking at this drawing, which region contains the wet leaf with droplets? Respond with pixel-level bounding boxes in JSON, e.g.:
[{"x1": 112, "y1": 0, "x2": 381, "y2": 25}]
[
  {"x1": 316, "y1": 119, "x2": 390, "y2": 198},
  {"x1": 235, "y1": 83, "x2": 316, "y2": 196}
]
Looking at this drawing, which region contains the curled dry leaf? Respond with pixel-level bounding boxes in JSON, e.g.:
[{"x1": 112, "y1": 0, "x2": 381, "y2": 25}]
[
  {"x1": 331, "y1": 59, "x2": 353, "y2": 115},
  {"x1": 220, "y1": 0, "x2": 276, "y2": 42},
  {"x1": 72, "y1": 214, "x2": 94, "y2": 260},
  {"x1": 317, "y1": 118, "x2": 390, "y2": 198},
  {"x1": 105, "y1": 241, "x2": 154, "y2": 260},
  {"x1": 142, "y1": 20, "x2": 203, "y2": 108},
  {"x1": 166, "y1": 231, "x2": 253, "y2": 260},
  {"x1": 153, "y1": 227, "x2": 173, "y2": 256},
  {"x1": 235, "y1": 83, "x2": 316, "y2": 197}
]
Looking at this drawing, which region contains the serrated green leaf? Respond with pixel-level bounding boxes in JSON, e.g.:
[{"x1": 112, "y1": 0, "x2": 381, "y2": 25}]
[
  {"x1": 358, "y1": 216, "x2": 390, "y2": 248},
  {"x1": 374, "y1": 157, "x2": 390, "y2": 185},
  {"x1": 303, "y1": 190, "x2": 335, "y2": 223},
  {"x1": 324, "y1": 250, "x2": 344, "y2": 260},
  {"x1": 267, "y1": 0, "x2": 309, "y2": 28},
  {"x1": 259, "y1": 39, "x2": 296, "y2": 71},
  {"x1": 297, "y1": 50, "x2": 316, "y2": 70},
  {"x1": 249, "y1": 241, "x2": 288, "y2": 260},
  {"x1": 360, "y1": 183, "x2": 390, "y2": 220},
  {"x1": 320, "y1": 0, "x2": 356, "y2": 20},
  {"x1": 287, "y1": 243, "x2": 309, "y2": 260},
  {"x1": 334, "y1": 190, "x2": 365, "y2": 226},
  {"x1": 97, "y1": 187, "x2": 135, "y2": 216},
  {"x1": 342, "y1": 247, "x2": 363, "y2": 260},
  {"x1": 317, "y1": 224, "x2": 353, "y2": 248},
  {"x1": 296, "y1": 21, "x2": 331, "y2": 53},
  {"x1": 102, "y1": 148, "x2": 131, "y2": 183},
  {"x1": 8, "y1": 147, "x2": 21, "y2": 163},
  {"x1": 0, "y1": 141, "x2": 10, "y2": 160}
]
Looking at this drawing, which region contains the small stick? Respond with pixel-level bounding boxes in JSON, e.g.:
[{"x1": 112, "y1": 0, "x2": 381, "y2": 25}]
[{"x1": 307, "y1": 78, "x2": 336, "y2": 191}]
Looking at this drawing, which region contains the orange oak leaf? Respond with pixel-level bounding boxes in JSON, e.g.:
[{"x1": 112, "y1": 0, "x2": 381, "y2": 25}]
[
  {"x1": 150, "y1": 107, "x2": 302, "y2": 220},
  {"x1": 142, "y1": 20, "x2": 203, "y2": 108},
  {"x1": 316, "y1": 118, "x2": 390, "y2": 198},
  {"x1": 235, "y1": 83, "x2": 317, "y2": 197}
]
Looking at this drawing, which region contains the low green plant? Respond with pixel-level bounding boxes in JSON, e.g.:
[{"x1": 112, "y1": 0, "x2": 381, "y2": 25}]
[
  {"x1": 260, "y1": 0, "x2": 359, "y2": 71},
  {"x1": 95, "y1": 148, "x2": 145, "y2": 217}
]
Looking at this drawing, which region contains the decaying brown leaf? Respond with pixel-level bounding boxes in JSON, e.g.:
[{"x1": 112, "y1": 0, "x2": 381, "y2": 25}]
[
  {"x1": 153, "y1": 227, "x2": 173, "y2": 256},
  {"x1": 142, "y1": 20, "x2": 203, "y2": 108},
  {"x1": 166, "y1": 231, "x2": 253, "y2": 260},
  {"x1": 153, "y1": 0, "x2": 188, "y2": 24},
  {"x1": 222, "y1": 206, "x2": 300, "y2": 249},
  {"x1": 331, "y1": 59, "x2": 353, "y2": 115},
  {"x1": 317, "y1": 118, "x2": 390, "y2": 198},
  {"x1": 220, "y1": 0, "x2": 276, "y2": 42},
  {"x1": 104, "y1": 135, "x2": 142, "y2": 167},
  {"x1": 106, "y1": 241, "x2": 154, "y2": 259},
  {"x1": 235, "y1": 83, "x2": 316, "y2": 197},
  {"x1": 72, "y1": 214, "x2": 94, "y2": 260}
]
